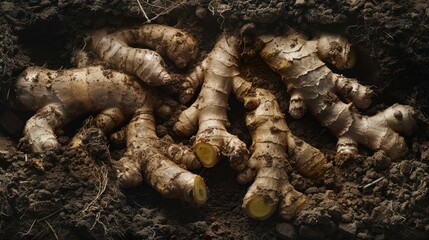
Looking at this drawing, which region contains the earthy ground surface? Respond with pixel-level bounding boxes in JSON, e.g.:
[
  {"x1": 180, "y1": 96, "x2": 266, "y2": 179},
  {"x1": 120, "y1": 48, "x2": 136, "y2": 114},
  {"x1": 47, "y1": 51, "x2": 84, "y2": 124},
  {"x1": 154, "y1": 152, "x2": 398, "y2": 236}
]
[{"x1": 1, "y1": 1, "x2": 429, "y2": 239}]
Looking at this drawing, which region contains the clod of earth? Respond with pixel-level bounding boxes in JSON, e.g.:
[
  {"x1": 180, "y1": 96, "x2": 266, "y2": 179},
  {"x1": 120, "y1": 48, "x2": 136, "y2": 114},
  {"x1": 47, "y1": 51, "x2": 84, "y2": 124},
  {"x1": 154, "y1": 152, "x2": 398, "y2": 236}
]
[{"x1": 258, "y1": 30, "x2": 417, "y2": 161}]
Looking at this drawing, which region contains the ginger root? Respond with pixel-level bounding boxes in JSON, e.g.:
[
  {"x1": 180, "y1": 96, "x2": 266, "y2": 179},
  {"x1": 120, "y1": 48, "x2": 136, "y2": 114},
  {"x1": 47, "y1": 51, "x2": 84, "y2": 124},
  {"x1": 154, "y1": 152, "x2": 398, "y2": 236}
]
[
  {"x1": 258, "y1": 30, "x2": 416, "y2": 160},
  {"x1": 173, "y1": 34, "x2": 248, "y2": 170},
  {"x1": 13, "y1": 66, "x2": 206, "y2": 204},
  {"x1": 233, "y1": 76, "x2": 326, "y2": 220},
  {"x1": 89, "y1": 24, "x2": 198, "y2": 86}
]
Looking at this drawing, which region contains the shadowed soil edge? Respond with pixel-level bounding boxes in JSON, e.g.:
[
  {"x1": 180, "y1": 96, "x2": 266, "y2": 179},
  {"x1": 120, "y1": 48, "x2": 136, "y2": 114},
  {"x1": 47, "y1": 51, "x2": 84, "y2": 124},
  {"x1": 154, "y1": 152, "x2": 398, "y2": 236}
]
[{"x1": 1, "y1": 1, "x2": 429, "y2": 239}]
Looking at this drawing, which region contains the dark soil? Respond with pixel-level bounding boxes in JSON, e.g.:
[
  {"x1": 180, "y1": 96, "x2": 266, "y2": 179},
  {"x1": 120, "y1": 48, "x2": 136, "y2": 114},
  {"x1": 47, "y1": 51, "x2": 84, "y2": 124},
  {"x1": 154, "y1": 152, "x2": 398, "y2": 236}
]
[{"x1": 1, "y1": 1, "x2": 429, "y2": 239}]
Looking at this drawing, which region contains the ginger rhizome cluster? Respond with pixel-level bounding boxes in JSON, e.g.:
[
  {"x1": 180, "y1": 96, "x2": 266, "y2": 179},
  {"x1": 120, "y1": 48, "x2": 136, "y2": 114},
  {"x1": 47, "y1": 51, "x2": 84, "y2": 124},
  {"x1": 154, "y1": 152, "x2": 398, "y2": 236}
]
[
  {"x1": 14, "y1": 25, "x2": 207, "y2": 205},
  {"x1": 11, "y1": 23, "x2": 416, "y2": 220},
  {"x1": 176, "y1": 33, "x2": 326, "y2": 220},
  {"x1": 258, "y1": 30, "x2": 416, "y2": 161}
]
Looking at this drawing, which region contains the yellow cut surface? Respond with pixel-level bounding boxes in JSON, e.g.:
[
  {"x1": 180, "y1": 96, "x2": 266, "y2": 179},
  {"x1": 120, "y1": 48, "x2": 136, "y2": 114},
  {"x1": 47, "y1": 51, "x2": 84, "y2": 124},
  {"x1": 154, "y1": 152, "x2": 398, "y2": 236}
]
[
  {"x1": 194, "y1": 142, "x2": 218, "y2": 167},
  {"x1": 245, "y1": 195, "x2": 276, "y2": 220},
  {"x1": 192, "y1": 176, "x2": 208, "y2": 204}
]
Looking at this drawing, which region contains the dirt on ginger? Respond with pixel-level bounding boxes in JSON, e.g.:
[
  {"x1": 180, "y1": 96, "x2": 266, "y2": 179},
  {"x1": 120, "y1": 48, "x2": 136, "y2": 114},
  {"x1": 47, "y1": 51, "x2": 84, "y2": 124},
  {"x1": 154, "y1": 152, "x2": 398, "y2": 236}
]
[{"x1": 258, "y1": 30, "x2": 417, "y2": 161}]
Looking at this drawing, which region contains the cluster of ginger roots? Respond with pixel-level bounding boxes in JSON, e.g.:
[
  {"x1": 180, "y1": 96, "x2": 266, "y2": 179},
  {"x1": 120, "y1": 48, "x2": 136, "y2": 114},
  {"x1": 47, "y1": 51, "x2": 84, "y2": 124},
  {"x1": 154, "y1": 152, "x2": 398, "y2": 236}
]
[{"x1": 11, "y1": 24, "x2": 416, "y2": 220}]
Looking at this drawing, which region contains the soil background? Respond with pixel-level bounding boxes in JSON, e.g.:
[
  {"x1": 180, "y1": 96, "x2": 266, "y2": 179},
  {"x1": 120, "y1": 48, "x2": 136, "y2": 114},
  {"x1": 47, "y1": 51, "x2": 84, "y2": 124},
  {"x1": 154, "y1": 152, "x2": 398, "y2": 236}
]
[{"x1": 1, "y1": 0, "x2": 429, "y2": 239}]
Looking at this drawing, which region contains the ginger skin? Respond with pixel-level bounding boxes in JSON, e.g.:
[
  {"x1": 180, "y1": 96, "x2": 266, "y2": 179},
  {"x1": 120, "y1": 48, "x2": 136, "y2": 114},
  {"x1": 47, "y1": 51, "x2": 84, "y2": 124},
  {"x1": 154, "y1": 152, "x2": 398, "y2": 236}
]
[
  {"x1": 259, "y1": 30, "x2": 416, "y2": 160},
  {"x1": 89, "y1": 24, "x2": 198, "y2": 86},
  {"x1": 13, "y1": 66, "x2": 207, "y2": 204}
]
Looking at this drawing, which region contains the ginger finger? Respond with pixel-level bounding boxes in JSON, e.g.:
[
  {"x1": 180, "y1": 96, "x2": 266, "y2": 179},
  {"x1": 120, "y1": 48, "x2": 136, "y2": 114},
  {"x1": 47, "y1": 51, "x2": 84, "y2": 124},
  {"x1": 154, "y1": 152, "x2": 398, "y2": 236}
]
[
  {"x1": 156, "y1": 136, "x2": 202, "y2": 170},
  {"x1": 116, "y1": 24, "x2": 198, "y2": 69},
  {"x1": 89, "y1": 24, "x2": 198, "y2": 86},
  {"x1": 174, "y1": 101, "x2": 199, "y2": 137},
  {"x1": 20, "y1": 103, "x2": 66, "y2": 153},
  {"x1": 334, "y1": 103, "x2": 416, "y2": 160},
  {"x1": 180, "y1": 59, "x2": 207, "y2": 103},
  {"x1": 333, "y1": 74, "x2": 373, "y2": 109},
  {"x1": 93, "y1": 108, "x2": 126, "y2": 133}
]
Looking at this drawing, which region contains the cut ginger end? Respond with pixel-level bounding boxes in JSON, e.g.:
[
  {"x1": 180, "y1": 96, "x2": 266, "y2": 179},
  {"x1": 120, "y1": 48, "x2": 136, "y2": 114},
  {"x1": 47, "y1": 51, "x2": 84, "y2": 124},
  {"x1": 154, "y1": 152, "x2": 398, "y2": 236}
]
[
  {"x1": 245, "y1": 196, "x2": 277, "y2": 220},
  {"x1": 194, "y1": 142, "x2": 218, "y2": 168},
  {"x1": 192, "y1": 176, "x2": 208, "y2": 204}
]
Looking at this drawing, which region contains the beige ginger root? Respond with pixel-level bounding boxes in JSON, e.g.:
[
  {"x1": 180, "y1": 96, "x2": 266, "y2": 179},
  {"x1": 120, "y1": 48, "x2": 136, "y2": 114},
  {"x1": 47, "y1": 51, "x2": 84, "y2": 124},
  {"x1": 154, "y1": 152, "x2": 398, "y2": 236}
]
[
  {"x1": 14, "y1": 66, "x2": 206, "y2": 204},
  {"x1": 89, "y1": 24, "x2": 198, "y2": 86},
  {"x1": 258, "y1": 30, "x2": 416, "y2": 160},
  {"x1": 173, "y1": 34, "x2": 248, "y2": 170},
  {"x1": 233, "y1": 76, "x2": 326, "y2": 220}
]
